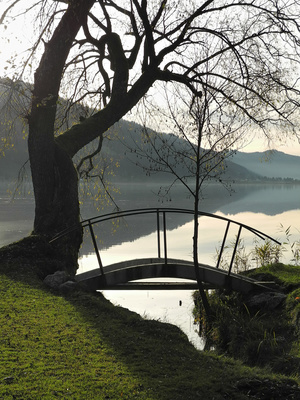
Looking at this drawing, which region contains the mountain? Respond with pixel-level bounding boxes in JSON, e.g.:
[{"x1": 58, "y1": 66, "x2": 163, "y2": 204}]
[
  {"x1": 96, "y1": 121, "x2": 300, "y2": 183},
  {"x1": 0, "y1": 79, "x2": 299, "y2": 183},
  {"x1": 79, "y1": 120, "x2": 264, "y2": 183},
  {"x1": 231, "y1": 150, "x2": 300, "y2": 180},
  {"x1": 1, "y1": 117, "x2": 299, "y2": 183}
]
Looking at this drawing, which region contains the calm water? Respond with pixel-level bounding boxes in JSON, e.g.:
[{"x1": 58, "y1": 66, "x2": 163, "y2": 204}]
[{"x1": 1, "y1": 182, "x2": 300, "y2": 349}]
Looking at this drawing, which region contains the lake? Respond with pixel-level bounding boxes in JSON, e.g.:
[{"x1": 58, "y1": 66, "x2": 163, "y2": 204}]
[{"x1": 1, "y1": 181, "x2": 300, "y2": 349}]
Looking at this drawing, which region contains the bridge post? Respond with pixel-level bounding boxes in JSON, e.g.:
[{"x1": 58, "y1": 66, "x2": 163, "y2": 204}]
[
  {"x1": 156, "y1": 209, "x2": 161, "y2": 258},
  {"x1": 216, "y1": 221, "x2": 230, "y2": 269},
  {"x1": 156, "y1": 210, "x2": 168, "y2": 264},
  {"x1": 163, "y1": 211, "x2": 168, "y2": 264},
  {"x1": 88, "y1": 220, "x2": 104, "y2": 275},
  {"x1": 228, "y1": 225, "x2": 242, "y2": 276}
]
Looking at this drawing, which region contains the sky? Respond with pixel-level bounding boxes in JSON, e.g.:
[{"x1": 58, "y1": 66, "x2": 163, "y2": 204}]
[
  {"x1": 240, "y1": 135, "x2": 300, "y2": 157},
  {"x1": 1, "y1": 1, "x2": 300, "y2": 157}
]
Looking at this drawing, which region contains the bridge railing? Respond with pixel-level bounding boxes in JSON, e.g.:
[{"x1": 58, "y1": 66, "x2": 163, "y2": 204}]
[{"x1": 51, "y1": 207, "x2": 281, "y2": 277}]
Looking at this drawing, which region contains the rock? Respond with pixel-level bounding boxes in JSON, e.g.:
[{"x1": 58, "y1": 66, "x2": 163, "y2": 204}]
[
  {"x1": 43, "y1": 270, "x2": 70, "y2": 289},
  {"x1": 59, "y1": 280, "x2": 77, "y2": 293},
  {"x1": 246, "y1": 291, "x2": 286, "y2": 311}
]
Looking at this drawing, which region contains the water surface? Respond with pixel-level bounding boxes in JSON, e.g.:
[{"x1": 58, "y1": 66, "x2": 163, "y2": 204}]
[{"x1": 1, "y1": 182, "x2": 299, "y2": 349}]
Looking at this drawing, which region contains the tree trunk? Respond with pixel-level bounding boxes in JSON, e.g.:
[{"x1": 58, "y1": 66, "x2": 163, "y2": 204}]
[
  {"x1": 51, "y1": 145, "x2": 82, "y2": 276},
  {"x1": 26, "y1": 1, "x2": 95, "y2": 275},
  {"x1": 193, "y1": 183, "x2": 211, "y2": 321},
  {"x1": 28, "y1": 136, "x2": 82, "y2": 275},
  {"x1": 26, "y1": 0, "x2": 158, "y2": 276}
]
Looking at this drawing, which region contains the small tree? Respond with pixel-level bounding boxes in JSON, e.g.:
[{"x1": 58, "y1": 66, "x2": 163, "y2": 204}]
[{"x1": 131, "y1": 76, "x2": 249, "y2": 316}]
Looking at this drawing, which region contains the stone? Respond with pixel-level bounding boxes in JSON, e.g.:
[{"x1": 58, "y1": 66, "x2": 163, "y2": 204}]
[
  {"x1": 59, "y1": 280, "x2": 77, "y2": 293},
  {"x1": 246, "y1": 291, "x2": 286, "y2": 311},
  {"x1": 43, "y1": 270, "x2": 70, "y2": 289}
]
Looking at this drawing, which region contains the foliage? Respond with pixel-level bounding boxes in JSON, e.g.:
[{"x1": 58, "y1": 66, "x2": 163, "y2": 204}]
[
  {"x1": 281, "y1": 224, "x2": 300, "y2": 266},
  {"x1": 194, "y1": 225, "x2": 300, "y2": 375},
  {"x1": 215, "y1": 225, "x2": 300, "y2": 274},
  {"x1": 193, "y1": 290, "x2": 289, "y2": 366},
  {"x1": 193, "y1": 290, "x2": 295, "y2": 374},
  {"x1": 252, "y1": 238, "x2": 283, "y2": 267},
  {"x1": 193, "y1": 262, "x2": 300, "y2": 376},
  {"x1": 215, "y1": 237, "x2": 253, "y2": 274}
]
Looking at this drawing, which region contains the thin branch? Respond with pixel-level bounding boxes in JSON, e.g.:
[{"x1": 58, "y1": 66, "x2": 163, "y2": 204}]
[{"x1": 0, "y1": 0, "x2": 21, "y2": 24}]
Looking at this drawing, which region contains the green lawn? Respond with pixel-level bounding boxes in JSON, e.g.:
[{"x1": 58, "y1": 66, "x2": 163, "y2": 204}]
[{"x1": 0, "y1": 260, "x2": 299, "y2": 399}]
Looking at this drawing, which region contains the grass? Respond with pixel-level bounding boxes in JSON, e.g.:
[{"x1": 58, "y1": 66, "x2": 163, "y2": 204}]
[
  {"x1": 193, "y1": 262, "x2": 300, "y2": 380},
  {"x1": 1, "y1": 258, "x2": 300, "y2": 399},
  {"x1": 246, "y1": 263, "x2": 300, "y2": 289}
]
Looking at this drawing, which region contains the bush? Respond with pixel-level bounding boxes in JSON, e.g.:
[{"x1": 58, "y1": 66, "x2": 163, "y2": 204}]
[{"x1": 193, "y1": 289, "x2": 293, "y2": 370}]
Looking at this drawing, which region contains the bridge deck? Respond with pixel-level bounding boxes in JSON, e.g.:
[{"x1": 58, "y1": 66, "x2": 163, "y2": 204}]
[{"x1": 76, "y1": 258, "x2": 276, "y2": 293}]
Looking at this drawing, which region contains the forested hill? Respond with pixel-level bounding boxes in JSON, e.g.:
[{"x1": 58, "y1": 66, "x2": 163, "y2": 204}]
[
  {"x1": 0, "y1": 91, "x2": 299, "y2": 183},
  {"x1": 94, "y1": 121, "x2": 300, "y2": 182},
  {"x1": 85, "y1": 120, "x2": 265, "y2": 183},
  {"x1": 0, "y1": 117, "x2": 259, "y2": 183},
  {"x1": 231, "y1": 150, "x2": 300, "y2": 180}
]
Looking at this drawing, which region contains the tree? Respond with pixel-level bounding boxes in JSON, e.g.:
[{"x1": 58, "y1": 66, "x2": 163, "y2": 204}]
[
  {"x1": 1, "y1": 0, "x2": 300, "y2": 275},
  {"x1": 129, "y1": 74, "x2": 249, "y2": 318}
]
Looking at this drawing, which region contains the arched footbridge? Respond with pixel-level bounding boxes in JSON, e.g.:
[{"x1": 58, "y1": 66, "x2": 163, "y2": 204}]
[{"x1": 52, "y1": 208, "x2": 280, "y2": 294}]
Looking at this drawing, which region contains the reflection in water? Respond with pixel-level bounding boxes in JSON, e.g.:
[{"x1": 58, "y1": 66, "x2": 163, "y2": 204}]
[
  {"x1": 78, "y1": 209, "x2": 300, "y2": 272},
  {"x1": 101, "y1": 288, "x2": 205, "y2": 350},
  {"x1": 78, "y1": 208, "x2": 300, "y2": 350},
  {"x1": 219, "y1": 184, "x2": 300, "y2": 215},
  {"x1": 1, "y1": 182, "x2": 300, "y2": 349}
]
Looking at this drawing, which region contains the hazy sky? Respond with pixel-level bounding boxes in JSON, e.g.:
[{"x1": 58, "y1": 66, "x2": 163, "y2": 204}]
[
  {"x1": 1, "y1": 2, "x2": 300, "y2": 157},
  {"x1": 241, "y1": 135, "x2": 300, "y2": 157}
]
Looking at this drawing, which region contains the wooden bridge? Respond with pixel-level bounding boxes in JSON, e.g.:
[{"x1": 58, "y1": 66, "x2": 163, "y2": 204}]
[{"x1": 53, "y1": 208, "x2": 280, "y2": 293}]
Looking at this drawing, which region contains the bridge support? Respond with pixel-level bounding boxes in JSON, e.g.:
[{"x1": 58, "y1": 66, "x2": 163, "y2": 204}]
[{"x1": 76, "y1": 258, "x2": 277, "y2": 293}]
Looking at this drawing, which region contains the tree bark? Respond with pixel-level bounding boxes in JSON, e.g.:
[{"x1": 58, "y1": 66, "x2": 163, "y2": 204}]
[{"x1": 28, "y1": 1, "x2": 94, "y2": 274}]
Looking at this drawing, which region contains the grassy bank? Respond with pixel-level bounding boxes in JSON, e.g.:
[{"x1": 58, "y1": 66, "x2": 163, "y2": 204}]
[
  {"x1": 1, "y1": 259, "x2": 300, "y2": 399},
  {"x1": 194, "y1": 263, "x2": 300, "y2": 380}
]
